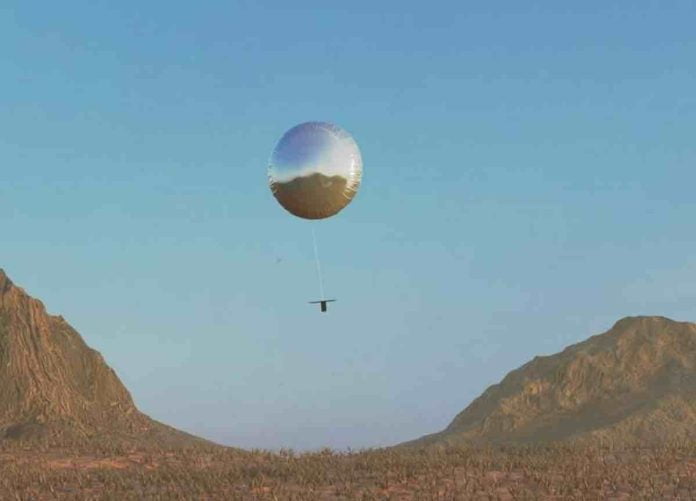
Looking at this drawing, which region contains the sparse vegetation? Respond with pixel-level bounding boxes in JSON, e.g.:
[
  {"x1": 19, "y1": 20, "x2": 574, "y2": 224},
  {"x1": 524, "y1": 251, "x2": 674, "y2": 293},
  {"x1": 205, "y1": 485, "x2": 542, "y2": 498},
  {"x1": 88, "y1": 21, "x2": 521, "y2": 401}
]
[{"x1": 1, "y1": 442, "x2": 694, "y2": 499}]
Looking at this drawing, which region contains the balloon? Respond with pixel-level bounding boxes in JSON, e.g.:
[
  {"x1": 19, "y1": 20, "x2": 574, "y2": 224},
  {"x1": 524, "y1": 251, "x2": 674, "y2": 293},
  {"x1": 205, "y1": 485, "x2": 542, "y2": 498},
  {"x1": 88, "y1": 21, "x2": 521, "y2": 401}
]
[{"x1": 268, "y1": 122, "x2": 363, "y2": 220}]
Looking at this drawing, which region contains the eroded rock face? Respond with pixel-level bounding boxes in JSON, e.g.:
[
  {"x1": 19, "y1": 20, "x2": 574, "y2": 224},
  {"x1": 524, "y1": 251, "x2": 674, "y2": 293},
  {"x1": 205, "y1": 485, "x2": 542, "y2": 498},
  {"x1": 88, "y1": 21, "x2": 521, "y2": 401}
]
[
  {"x1": 406, "y1": 316, "x2": 696, "y2": 447},
  {"x1": 0, "y1": 269, "x2": 215, "y2": 448}
]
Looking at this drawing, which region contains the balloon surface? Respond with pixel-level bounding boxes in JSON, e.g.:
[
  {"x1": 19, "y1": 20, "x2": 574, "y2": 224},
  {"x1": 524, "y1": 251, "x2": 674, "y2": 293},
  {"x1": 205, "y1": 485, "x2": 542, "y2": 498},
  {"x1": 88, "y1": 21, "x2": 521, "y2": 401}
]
[{"x1": 268, "y1": 122, "x2": 363, "y2": 220}]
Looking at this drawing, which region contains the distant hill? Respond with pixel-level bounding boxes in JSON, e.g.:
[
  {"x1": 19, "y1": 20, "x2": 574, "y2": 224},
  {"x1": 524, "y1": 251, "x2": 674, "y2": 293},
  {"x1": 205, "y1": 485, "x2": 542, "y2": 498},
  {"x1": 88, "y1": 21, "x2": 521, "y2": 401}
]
[
  {"x1": 0, "y1": 269, "x2": 219, "y2": 449},
  {"x1": 403, "y1": 316, "x2": 696, "y2": 447}
]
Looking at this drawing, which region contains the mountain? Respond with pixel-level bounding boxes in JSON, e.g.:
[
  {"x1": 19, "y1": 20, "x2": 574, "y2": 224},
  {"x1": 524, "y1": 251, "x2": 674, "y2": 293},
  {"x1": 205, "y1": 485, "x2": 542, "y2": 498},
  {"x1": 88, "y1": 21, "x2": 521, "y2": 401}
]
[
  {"x1": 404, "y1": 316, "x2": 696, "y2": 447},
  {"x1": 0, "y1": 268, "x2": 218, "y2": 449}
]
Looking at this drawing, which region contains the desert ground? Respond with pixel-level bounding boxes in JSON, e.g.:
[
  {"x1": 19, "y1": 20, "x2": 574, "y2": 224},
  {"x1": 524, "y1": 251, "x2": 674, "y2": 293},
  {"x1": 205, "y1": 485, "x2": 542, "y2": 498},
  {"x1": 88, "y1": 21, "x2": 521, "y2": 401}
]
[{"x1": 1, "y1": 442, "x2": 694, "y2": 500}]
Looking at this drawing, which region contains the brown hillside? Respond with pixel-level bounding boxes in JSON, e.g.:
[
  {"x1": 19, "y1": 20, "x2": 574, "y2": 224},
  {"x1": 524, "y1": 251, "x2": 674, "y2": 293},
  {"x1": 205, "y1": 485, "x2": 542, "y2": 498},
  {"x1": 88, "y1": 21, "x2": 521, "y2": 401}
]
[
  {"x1": 404, "y1": 316, "x2": 696, "y2": 447},
  {"x1": 0, "y1": 269, "x2": 219, "y2": 449}
]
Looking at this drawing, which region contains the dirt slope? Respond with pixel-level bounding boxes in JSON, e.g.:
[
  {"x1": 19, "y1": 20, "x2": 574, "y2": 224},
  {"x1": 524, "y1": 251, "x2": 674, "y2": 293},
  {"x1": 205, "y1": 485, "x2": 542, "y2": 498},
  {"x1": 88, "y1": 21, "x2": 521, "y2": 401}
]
[
  {"x1": 404, "y1": 316, "x2": 696, "y2": 447},
  {"x1": 0, "y1": 269, "x2": 219, "y2": 449}
]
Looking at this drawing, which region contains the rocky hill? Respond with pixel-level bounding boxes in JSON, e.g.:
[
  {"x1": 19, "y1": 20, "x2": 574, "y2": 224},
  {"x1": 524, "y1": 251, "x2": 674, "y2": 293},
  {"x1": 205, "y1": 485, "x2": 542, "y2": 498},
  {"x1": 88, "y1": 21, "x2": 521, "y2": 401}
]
[
  {"x1": 404, "y1": 316, "x2": 696, "y2": 447},
  {"x1": 0, "y1": 269, "x2": 218, "y2": 449}
]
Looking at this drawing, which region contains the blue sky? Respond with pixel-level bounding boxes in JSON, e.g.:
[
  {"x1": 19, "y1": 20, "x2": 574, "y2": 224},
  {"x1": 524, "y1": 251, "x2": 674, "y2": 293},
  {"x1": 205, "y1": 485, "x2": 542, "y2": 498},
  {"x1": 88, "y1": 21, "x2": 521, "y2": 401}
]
[{"x1": 2, "y1": 1, "x2": 695, "y2": 450}]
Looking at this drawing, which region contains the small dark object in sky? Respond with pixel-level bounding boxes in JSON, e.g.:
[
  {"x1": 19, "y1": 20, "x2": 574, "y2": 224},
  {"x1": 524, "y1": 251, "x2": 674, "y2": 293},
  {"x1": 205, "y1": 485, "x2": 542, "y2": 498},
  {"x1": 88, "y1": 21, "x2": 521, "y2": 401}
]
[{"x1": 308, "y1": 299, "x2": 336, "y2": 312}]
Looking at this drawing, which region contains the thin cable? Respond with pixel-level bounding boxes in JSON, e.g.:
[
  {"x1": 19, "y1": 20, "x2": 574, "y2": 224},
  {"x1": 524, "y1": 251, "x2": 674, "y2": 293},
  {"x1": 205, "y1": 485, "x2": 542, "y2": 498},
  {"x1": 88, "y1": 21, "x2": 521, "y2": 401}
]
[{"x1": 311, "y1": 225, "x2": 325, "y2": 300}]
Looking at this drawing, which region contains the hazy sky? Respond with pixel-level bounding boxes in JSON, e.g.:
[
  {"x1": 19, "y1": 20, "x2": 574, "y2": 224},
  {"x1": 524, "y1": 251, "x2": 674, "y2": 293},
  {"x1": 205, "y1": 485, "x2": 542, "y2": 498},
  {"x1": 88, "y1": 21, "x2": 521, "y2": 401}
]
[{"x1": 2, "y1": 1, "x2": 696, "y2": 450}]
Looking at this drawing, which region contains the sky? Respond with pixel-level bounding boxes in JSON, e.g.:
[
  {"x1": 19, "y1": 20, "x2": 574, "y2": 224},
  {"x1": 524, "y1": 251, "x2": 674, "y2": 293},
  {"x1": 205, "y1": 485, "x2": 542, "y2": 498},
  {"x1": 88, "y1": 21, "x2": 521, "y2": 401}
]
[
  {"x1": 269, "y1": 121, "x2": 362, "y2": 183},
  {"x1": 1, "y1": 1, "x2": 696, "y2": 450}
]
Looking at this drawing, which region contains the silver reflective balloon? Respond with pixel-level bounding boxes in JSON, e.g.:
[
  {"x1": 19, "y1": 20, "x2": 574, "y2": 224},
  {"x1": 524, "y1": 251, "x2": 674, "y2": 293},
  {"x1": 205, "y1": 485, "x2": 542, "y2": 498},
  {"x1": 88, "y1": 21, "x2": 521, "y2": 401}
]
[{"x1": 268, "y1": 122, "x2": 363, "y2": 220}]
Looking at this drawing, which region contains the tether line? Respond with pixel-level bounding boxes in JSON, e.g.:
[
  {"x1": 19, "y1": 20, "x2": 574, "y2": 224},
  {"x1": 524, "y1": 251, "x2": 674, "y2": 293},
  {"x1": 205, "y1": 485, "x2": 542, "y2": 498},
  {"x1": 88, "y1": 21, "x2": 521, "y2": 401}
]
[{"x1": 311, "y1": 225, "x2": 325, "y2": 300}]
